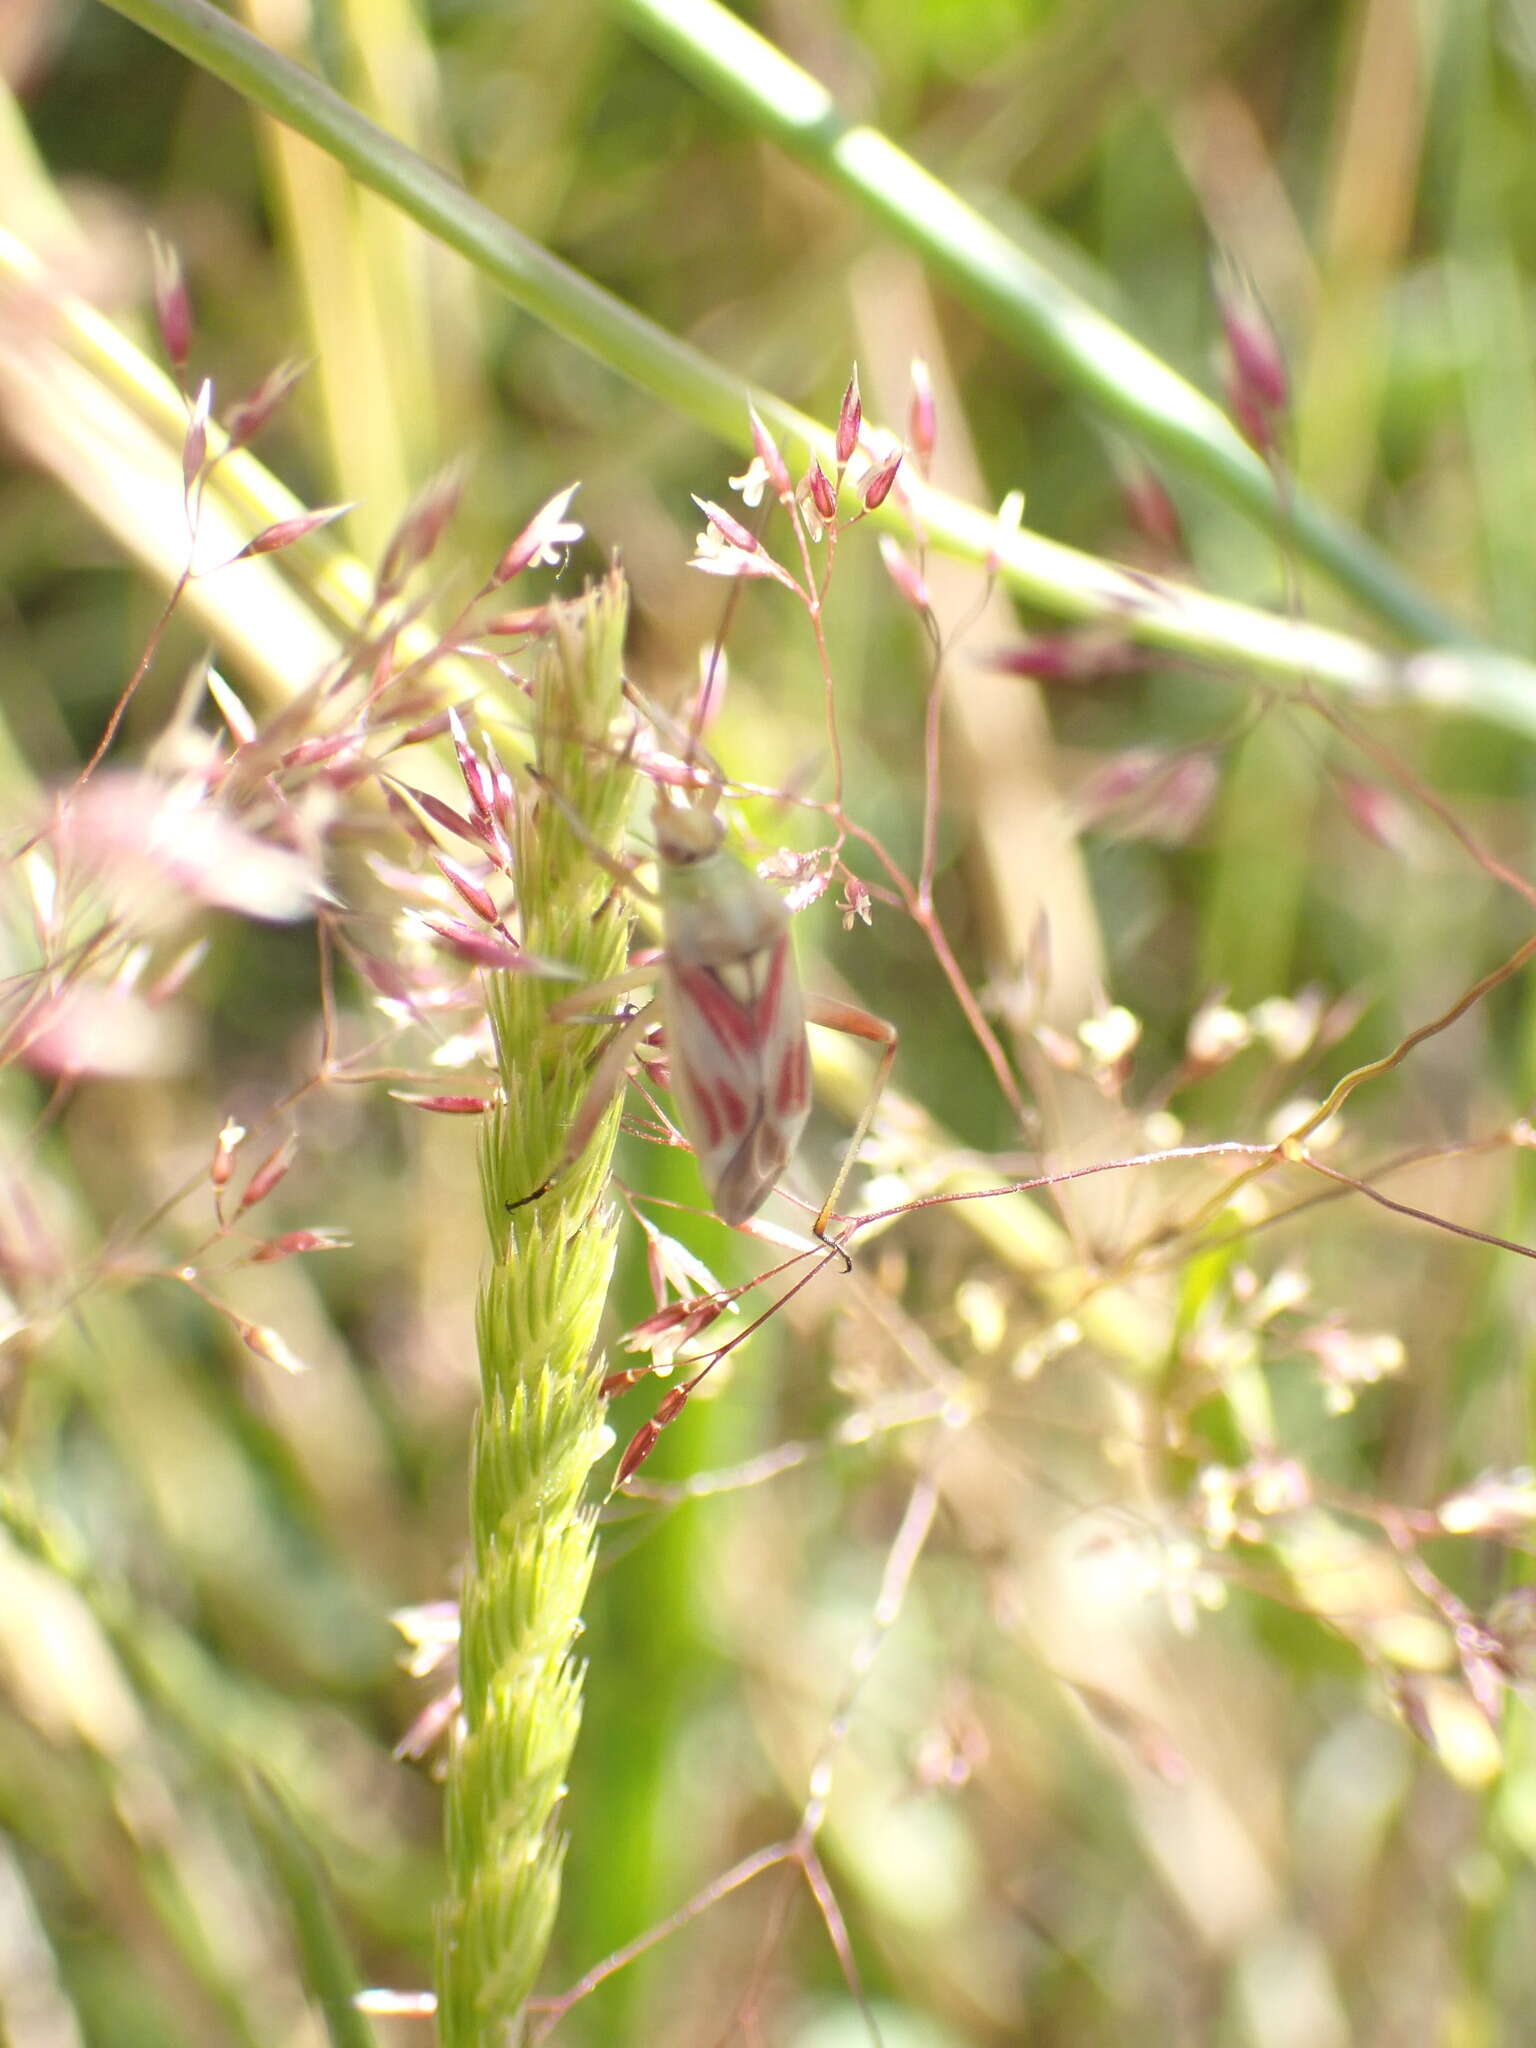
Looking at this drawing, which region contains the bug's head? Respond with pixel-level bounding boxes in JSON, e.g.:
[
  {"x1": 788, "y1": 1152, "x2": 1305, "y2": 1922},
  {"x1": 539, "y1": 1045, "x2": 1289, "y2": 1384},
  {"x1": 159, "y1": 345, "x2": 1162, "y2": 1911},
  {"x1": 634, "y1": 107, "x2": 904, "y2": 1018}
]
[{"x1": 651, "y1": 789, "x2": 726, "y2": 866}]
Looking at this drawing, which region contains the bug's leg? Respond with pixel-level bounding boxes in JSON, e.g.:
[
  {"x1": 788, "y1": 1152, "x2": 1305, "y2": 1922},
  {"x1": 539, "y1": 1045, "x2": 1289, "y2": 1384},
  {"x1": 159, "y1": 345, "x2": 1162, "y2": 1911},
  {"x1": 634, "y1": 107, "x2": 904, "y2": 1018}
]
[
  {"x1": 803, "y1": 995, "x2": 899, "y2": 1265},
  {"x1": 507, "y1": 997, "x2": 659, "y2": 1211}
]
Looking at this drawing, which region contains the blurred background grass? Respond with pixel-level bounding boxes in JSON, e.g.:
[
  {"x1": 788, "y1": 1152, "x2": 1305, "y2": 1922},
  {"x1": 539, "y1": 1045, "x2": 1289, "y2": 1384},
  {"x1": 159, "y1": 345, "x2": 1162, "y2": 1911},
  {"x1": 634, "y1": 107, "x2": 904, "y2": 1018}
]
[{"x1": 6, "y1": 0, "x2": 1536, "y2": 2043}]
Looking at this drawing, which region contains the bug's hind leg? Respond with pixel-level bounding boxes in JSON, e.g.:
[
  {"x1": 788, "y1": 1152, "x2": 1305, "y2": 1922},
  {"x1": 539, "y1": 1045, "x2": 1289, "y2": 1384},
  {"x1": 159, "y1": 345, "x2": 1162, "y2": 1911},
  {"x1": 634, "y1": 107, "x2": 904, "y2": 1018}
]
[{"x1": 803, "y1": 995, "x2": 899, "y2": 1263}]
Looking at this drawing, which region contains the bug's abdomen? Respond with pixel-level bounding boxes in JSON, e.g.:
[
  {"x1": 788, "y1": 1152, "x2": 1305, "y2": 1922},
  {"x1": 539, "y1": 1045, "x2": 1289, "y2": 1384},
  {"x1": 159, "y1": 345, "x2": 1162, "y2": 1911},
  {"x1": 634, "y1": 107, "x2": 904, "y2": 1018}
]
[{"x1": 662, "y1": 935, "x2": 811, "y2": 1224}]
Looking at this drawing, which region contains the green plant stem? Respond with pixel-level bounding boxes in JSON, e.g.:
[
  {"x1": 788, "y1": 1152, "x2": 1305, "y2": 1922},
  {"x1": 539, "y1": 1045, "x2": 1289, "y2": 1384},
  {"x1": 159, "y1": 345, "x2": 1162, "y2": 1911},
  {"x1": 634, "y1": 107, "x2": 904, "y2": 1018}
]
[
  {"x1": 608, "y1": 0, "x2": 1467, "y2": 651},
  {"x1": 438, "y1": 574, "x2": 636, "y2": 2045},
  {"x1": 91, "y1": 0, "x2": 1482, "y2": 710}
]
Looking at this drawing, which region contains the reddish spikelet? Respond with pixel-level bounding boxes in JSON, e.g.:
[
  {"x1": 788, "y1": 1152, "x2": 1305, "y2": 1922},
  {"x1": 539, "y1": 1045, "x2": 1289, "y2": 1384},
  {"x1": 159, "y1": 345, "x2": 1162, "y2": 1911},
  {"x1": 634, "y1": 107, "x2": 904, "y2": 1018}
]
[
  {"x1": 435, "y1": 855, "x2": 500, "y2": 928},
  {"x1": 325, "y1": 754, "x2": 373, "y2": 795},
  {"x1": 991, "y1": 631, "x2": 1146, "y2": 685},
  {"x1": 839, "y1": 876, "x2": 873, "y2": 930},
  {"x1": 353, "y1": 951, "x2": 417, "y2": 1002},
  {"x1": 877, "y1": 535, "x2": 929, "y2": 612},
  {"x1": 236, "y1": 1320, "x2": 307, "y2": 1374},
  {"x1": 1460, "y1": 1642, "x2": 1506, "y2": 1730},
  {"x1": 1218, "y1": 282, "x2": 1288, "y2": 452},
  {"x1": 1078, "y1": 745, "x2": 1171, "y2": 810},
  {"x1": 749, "y1": 407, "x2": 792, "y2": 498},
  {"x1": 282, "y1": 731, "x2": 365, "y2": 771},
  {"x1": 372, "y1": 846, "x2": 468, "y2": 921},
  {"x1": 379, "y1": 466, "x2": 466, "y2": 596},
  {"x1": 907, "y1": 358, "x2": 936, "y2": 467},
  {"x1": 364, "y1": 633, "x2": 401, "y2": 704},
  {"x1": 238, "y1": 1137, "x2": 296, "y2": 1214},
  {"x1": 677, "y1": 1299, "x2": 726, "y2": 1343},
  {"x1": 249, "y1": 1229, "x2": 348, "y2": 1263},
  {"x1": 480, "y1": 604, "x2": 554, "y2": 638},
  {"x1": 421, "y1": 919, "x2": 529, "y2": 971},
  {"x1": 1078, "y1": 746, "x2": 1217, "y2": 843},
  {"x1": 383, "y1": 784, "x2": 434, "y2": 849},
  {"x1": 1143, "y1": 753, "x2": 1219, "y2": 843},
  {"x1": 808, "y1": 461, "x2": 838, "y2": 522},
  {"x1": 861, "y1": 448, "x2": 903, "y2": 510},
  {"x1": 1226, "y1": 378, "x2": 1274, "y2": 455},
  {"x1": 601, "y1": 1368, "x2": 653, "y2": 1399},
  {"x1": 638, "y1": 1048, "x2": 671, "y2": 1097},
  {"x1": 624, "y1": 1297, "x2": 726, "y2": 1354},
  {"x1": 1340, "y1": 777, "x2": 1415, "y2": 854},
  {"x1": 390, "y1": 1091, "x2": 495, "y2": 1115},
  {"x1": 654, "y1": 1385, "x2": 691, "y2": 1429},
  {"x1": 691, "y1": 526, "x2": 793, "y2": 585},
  {"x1": 836, "y1": 366, "x2": 862, "y2": 465},
  {"x1": 617, "y1": 1384, "x2": 695, "y2": 1485},
  {"x1": 393, "y1": 1689, "x2": 461, "y2": 1764},
  {"x1": 386, "y1": 684, "x2": 451, "y2": 723},
  {"x1": 406, "y1": 464, "x2": 467, "y2": 566},
  {"x1": 492, "y1": 484, "x2": 583, "y2": 585},
  {"x1": 224, "y1": 357, "x2": 307, "y2": 451},
  {"x1": 396, "y1": 710, "x2": 455, "y2": 747},
  {"x1": 1120, "y1": 462, "x2": 1183, "y2": 554},
  {"x1": 625, "y1": 1300, "x2": 699, "y2": 1347},
  {"x1": 234, "y1": 504, "x2": 351, "y2": 560},
  {"x1": 390, "y1": 781, "x2": 486, "y2": 853},
  {"x1": 448, "y1": 709, "x2": 496, "y2": 820},
  {"x1": 149, "y1": 234, "x2": 191, "y2": 378},
  {"x1": 211, "y1": 1118, "x2": 245, "y2": 1189},
  {"x1": 691, "y1": 495, "x2": 759, "y2": 555},
  {"x1": 482, "y1": 739, "x2": 517, "y2": 835},
  {"x1": 616, "y1": 1420, "x2": 663, "y2": 1487},
  {"x1": 1221, "y1": 294, "x2": 1288, "y2": 415}
]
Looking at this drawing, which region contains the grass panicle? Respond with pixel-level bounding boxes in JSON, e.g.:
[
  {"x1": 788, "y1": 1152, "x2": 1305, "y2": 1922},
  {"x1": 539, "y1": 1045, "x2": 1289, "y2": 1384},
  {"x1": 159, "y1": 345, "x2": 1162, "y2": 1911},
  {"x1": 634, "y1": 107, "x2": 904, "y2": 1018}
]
[{"x1": 437, "y1": 570, "x2": 636, "y2": 2045}]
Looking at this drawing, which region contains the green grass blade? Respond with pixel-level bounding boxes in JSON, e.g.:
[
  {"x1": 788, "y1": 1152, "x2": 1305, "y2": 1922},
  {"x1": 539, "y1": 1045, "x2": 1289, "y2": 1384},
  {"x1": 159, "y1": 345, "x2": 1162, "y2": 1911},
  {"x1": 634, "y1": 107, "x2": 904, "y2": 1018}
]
[
  {"x1": 91, "y1": 0, "x2": 1504, "y2": 718},
  {"x1": 609, "y1": 0, "x2": 1469, "y2": 648}
]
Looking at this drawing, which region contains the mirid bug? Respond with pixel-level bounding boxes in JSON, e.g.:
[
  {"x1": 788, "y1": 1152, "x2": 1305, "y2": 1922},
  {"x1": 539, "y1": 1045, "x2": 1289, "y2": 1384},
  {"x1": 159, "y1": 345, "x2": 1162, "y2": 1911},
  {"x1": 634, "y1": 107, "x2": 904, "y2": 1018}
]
[
  {"x1": 512, "y1": 754, "x2": 895, "y2": 1253},
  {"x1": 649, "y1": 789, "x2": 811, "y2": 1224}
]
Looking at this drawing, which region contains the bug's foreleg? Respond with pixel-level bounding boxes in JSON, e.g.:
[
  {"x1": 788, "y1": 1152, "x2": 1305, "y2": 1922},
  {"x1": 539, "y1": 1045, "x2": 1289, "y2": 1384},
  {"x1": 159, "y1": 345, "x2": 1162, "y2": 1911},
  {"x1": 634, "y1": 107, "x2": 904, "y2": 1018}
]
[
  {"x1": 506, "y1": 995, "x2": 658, "y2": 1212},
  {"x1": 803, "y1": 995, "x2": 899, "y2": 1256}
]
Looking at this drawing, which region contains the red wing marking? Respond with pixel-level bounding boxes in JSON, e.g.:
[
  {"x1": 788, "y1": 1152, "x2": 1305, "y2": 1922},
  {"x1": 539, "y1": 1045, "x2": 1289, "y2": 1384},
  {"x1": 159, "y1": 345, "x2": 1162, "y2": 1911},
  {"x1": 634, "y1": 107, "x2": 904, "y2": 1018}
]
[
  {"x1": 773, "y1": 1033, "x2": 808, "y2": 1117},
  {"x1": 756, "y1": 941, "x2": 786, "y2": 1035},
  {"x1": 675, "y1": 961, "x2": 756, "y2": 1053},
  {"x1": 691, "y1": 1078, "x2": 723, "y2": 1149},
  {"x1": 662, "y1": 936, "x2": 809, "y2": 1223},
  {"x1": 714, "y1": 1079, "x2": 750, "y2": 1137},
  {"x1": 674, "y1": 939, "x2": 789, "y2": 1055}
]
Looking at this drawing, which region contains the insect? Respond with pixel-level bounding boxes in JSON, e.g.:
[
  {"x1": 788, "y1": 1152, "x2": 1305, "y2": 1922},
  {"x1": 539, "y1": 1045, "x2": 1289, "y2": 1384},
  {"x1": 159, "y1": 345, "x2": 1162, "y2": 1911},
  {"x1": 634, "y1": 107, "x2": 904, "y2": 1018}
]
[{"x1": 514, "y1": 734, "x2": 895, "y2": 1254}]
